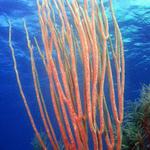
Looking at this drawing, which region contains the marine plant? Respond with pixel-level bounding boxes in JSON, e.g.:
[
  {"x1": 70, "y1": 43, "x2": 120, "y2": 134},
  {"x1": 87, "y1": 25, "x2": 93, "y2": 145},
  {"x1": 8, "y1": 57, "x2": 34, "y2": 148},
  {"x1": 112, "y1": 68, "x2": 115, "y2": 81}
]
[
  {"x1": 9, "y1": 0, "x2": 125, "y2": 149},
  {"x1": 122, "y1": 85, "x2": 150, "y2": 150}
]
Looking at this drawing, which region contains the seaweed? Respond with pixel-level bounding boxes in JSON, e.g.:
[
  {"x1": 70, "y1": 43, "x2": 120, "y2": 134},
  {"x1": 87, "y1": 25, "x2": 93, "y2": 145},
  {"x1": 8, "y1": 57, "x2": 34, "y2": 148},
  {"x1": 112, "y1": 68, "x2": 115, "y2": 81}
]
[{"x1": 122, "y1": 85, "x2": 150, "y2": 150}]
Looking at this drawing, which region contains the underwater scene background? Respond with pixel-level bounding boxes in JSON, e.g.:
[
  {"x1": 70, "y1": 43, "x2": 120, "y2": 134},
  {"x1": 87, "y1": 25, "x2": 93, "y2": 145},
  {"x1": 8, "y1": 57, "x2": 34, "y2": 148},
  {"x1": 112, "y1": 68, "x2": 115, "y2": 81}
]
[{"x1": 0, "y1": 0, "x2": 149, "y2": 150}]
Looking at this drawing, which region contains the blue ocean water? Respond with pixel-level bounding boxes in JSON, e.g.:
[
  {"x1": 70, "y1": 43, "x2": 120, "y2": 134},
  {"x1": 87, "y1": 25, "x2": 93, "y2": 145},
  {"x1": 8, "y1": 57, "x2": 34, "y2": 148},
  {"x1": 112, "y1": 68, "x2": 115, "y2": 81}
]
[{"x1": 0, "y1": 0, "x2": 149, "y2": 150}]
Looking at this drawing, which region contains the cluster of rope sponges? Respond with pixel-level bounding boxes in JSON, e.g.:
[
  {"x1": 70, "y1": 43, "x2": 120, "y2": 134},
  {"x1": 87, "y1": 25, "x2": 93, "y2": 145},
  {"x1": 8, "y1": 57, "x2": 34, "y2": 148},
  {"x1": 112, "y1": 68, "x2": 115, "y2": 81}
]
[{"x1": 9, "y1": 0, "x2": 125, "y2": 149}]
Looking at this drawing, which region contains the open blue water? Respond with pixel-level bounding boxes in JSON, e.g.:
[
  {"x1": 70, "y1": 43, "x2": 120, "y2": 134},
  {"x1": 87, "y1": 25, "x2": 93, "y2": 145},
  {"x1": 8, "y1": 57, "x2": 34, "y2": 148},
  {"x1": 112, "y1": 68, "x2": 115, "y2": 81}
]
[{"x1": 0, "y1": 0, "x2": 150, "y2": 150}]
